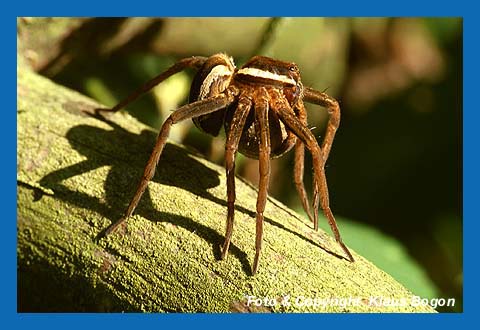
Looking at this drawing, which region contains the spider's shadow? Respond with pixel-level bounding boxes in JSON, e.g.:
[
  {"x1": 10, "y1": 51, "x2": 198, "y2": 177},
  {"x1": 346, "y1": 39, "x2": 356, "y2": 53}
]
[
  {"x1": 38, "y1": 109, "x2": 255, "y2": 273},
  {"x1": 38, "y1": 108, "x2": 345, "y2": 276}
]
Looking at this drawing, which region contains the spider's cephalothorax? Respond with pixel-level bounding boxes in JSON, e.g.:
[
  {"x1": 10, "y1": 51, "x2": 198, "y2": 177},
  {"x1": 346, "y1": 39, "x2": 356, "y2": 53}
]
[
  {"x1": 190, "y1": 54, "x2": 302, "y2": 159},
  {"x1": 103, "y1": 53, "x2": 354, "y2": 275}
]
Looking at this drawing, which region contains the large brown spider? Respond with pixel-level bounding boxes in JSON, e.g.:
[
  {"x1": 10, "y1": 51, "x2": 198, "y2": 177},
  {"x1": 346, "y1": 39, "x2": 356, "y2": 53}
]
[{"x1": 102, "y1": 53, "x2": 354, "y2": 274}]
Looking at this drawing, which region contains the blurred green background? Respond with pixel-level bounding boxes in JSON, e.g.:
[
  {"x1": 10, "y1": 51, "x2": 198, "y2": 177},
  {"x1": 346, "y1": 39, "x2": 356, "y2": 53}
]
[{"x1": 17, "y1": 17, "x2": 462, "y2": 312}]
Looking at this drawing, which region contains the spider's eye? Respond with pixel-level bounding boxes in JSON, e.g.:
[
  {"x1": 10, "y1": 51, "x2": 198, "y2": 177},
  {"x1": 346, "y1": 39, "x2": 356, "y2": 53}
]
[{"x1": 289, "y1": 66, "x2": 296, "y2": 72}]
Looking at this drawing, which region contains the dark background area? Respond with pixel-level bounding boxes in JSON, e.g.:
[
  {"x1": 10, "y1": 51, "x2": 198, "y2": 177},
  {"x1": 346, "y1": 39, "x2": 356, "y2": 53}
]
[{"x1": 17, "y1": 17, "x2": 462, "y2": 312}]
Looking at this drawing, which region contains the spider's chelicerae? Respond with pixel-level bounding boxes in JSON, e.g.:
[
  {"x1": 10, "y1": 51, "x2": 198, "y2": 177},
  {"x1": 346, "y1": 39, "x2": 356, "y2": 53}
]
[{"x1": 102, "y1": 53, "x2": 354, "y2": 274}]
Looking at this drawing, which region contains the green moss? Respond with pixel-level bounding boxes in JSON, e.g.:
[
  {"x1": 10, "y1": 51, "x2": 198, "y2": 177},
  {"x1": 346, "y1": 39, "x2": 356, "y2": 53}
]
[{"x1": 17, "y1": 67, "x2": 435, "y2": 313}]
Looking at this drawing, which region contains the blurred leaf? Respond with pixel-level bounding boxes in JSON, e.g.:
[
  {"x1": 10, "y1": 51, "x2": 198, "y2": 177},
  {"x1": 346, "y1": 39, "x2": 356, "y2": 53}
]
[
  {"x1": 295, "y1": 208, "x2": 440, "y2": 299},
  {"x1": 432, "y1": 214, "x2": 463, "y2": 291},
  {"x1": 422, "y1": 17, "x2": 462, "y2": 46},
  {"x1": 84, "y1": 76, "x2": 118, "y2": 107}
]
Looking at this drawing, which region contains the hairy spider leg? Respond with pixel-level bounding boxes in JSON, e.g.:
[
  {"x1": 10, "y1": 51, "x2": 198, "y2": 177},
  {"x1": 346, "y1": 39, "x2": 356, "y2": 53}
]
[
  {"x1": 102, "y1": 56, "x2": 208, "y2": 113},
  {"x1": 252, "y1": 88, "x2": 271, "y2": 274},
  {"x1": 293, "y1": 101, "x2": 315, "y2": 225},
  {"x1": 221, "y1": 96, "x2": 252, "y2": 260},
  {"x1": 274, "y1": 92, "x2": 354, "y2": 263},
  {"x1": 303, "y1": 87, "x2": 341, "y2": 231},
  {"x1": 303, "y1": 87, "x2": 341, "y2": 168},
  {"x1": 104, "y1": 91, "x2": 237, "y2": 236}
]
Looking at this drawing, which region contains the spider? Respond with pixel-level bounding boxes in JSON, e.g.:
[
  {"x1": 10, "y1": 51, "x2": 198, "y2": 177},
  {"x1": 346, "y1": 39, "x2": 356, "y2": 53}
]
[{"x1": 101, "y1": 53, "x2": 354, "y2": 274}]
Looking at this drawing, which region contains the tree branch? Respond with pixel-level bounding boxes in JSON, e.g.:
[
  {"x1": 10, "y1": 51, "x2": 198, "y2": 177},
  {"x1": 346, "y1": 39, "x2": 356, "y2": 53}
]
[{"x1": 17, "y1": 67, "x2": 434, "y2": 312}]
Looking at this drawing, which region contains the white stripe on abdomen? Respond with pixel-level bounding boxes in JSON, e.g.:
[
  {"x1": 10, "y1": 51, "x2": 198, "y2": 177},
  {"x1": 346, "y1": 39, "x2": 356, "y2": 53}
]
[{"x1": 237, "y1": 67, "x2": 296, "y2": 85}]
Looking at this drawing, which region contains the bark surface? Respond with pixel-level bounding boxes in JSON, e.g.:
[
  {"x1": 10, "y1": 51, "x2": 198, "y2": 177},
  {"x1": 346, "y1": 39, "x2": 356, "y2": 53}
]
[{"x1": 17, "y1": 67, "x2": 434, "y2": 313}]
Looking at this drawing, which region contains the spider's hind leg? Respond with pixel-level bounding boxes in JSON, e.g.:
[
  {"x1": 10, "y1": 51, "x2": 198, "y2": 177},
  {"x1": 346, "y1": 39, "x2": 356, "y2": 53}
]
[
  {"x1": 302, "y1": 87, "x2": 341, "y2": 163},
  {"x1": 98, "y1": 56, "x2": 208, "y2": 114},
  {"x1": 302, "y1": 88, "x2": 341, "y2": 231},
  {"x1": 276, "y1": 101, "x2": 354, "y2": 263}
]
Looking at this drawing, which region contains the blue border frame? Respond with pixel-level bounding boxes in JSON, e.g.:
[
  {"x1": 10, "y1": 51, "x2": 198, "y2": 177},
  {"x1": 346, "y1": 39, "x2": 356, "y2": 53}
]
[{"x1": 8, "y1": 1, "x2": 474, "y2": 328}]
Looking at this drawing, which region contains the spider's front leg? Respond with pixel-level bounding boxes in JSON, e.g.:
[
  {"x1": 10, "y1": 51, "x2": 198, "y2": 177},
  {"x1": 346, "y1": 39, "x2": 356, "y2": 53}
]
[
  {"x1": 252, "y1": 88, "x2": 271, "y2": 274},
  {"x1": 221, "y1": 96, "x2": 252, "y2": 260},
  {"x1": 104, "y1": 91, "x2": 236, "y2": 236}
]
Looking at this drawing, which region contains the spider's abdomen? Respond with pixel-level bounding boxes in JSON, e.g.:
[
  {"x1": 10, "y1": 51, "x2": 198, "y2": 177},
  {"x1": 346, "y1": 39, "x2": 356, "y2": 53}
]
[{"x1": 189, "y1": 54, "x2": 236, "y2": 136}]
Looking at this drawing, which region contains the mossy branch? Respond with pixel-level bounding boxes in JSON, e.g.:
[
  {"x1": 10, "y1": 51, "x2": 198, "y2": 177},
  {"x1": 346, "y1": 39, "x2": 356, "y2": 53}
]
[{"x1": 17, "y1": 67, "x2": 434, "y2": 313}]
